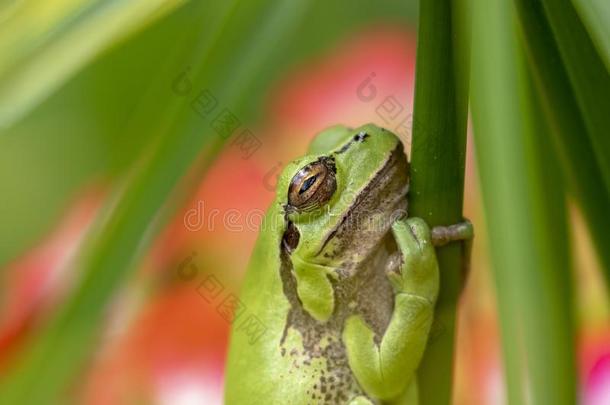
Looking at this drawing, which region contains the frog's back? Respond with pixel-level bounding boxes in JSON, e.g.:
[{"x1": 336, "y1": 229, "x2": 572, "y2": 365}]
[{"x1": 224, "y1": 203, "x2": 288, "y2": 402}]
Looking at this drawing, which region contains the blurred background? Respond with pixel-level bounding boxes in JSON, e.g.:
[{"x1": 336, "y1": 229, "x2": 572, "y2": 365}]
[{"x1": 0, "y1": 1, "x2": 608, "y2": 404}]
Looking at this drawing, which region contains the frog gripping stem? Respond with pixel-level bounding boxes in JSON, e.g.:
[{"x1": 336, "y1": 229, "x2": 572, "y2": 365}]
[
  {"x1": 431, "y1": 219, "x2": 474, "y2": 291},
  {"x1": 430, "y1": 220, "x2": 473, "y2": 247}
]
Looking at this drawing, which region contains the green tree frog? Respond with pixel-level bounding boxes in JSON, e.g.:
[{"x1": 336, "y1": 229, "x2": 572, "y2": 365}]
[{"x1": 224, "y1": 124, "x2": 472, "y2": 404}]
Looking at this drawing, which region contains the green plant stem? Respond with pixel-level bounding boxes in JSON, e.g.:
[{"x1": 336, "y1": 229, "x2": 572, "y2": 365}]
[{"x1": 409, "y1": 1, "x2": 470, "y2": 403}]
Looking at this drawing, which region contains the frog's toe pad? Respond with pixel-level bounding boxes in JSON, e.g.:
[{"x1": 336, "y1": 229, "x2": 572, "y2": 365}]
[
  {"x1": 405, "y1": 217, "x2": 431, "y2": 247},
  {"x1": 391, "y1": 217, "x2": 433, "y2": 255}
]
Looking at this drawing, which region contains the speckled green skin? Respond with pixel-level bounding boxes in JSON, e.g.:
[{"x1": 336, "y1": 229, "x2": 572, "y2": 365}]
[{"x1": 224, "y1": 124, "x2": 439, "y2": 405}]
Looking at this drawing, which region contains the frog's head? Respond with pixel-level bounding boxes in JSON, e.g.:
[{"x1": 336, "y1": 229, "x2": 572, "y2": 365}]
[{"x1": 276, "y1": 123, "x2": 409, "y2": 322}]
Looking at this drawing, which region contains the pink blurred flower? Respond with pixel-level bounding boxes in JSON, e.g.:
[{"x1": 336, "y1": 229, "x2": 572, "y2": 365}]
[
  {"x1": 581, "y1": 328, "x2": 610, "y2": 405},
  {"x1": 0, "y1": 187, "x2": 101, "y2": 369}
]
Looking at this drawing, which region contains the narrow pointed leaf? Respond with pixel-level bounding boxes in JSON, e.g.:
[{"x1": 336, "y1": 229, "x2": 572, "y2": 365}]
[{"x1": 0, "y1": 0, "x2": 186, "y2": 127}]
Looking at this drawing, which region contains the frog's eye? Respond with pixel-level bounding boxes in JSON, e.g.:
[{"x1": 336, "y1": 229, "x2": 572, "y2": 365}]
[{"x1": 288, "y1": 157, "x2": 336, "y2": 211}]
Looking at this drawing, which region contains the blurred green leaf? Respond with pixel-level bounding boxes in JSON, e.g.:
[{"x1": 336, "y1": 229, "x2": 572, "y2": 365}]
[
  {"x1": 471, "y1": 1, "x2": 576, "y2": 404},
  {"x1": 470, "y1": 2, "x2": 525, "y2": 403},
  {"x1": 540, "y1": 0, "x2": 610, "y2": 194},
  {"x1": 513, "y1": 0, "x2": 610, "y2": 286},
  {"x1": 0, "y1": 1, "x2": 222, "y2": 267},
  {"x1": 0, "y1": 0, "x2": 186, "y2": 127},
  {"x1": 572, "y1": 0, "x2": 610, "y2": 71}
]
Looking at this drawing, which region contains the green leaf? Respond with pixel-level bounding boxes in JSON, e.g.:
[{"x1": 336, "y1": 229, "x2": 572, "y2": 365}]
[
  {"x1": 0, "y1": 1, "x2": 214, "y2": 267},
  {"x1": 471, "y1": 1, "x2": 576, "y2": 404},
  {"x1": 572, "y1": 0, "x2": 610, "y2": 71},
  {"x1": 0, "y1": 0, "x2": 186, "y2": 127},
  {"x1": 513, "y1": 0, "x2": 610, "y2": 286},
  {"x1": 540, "y1": 0, "x2": 610, "y2": 194}
]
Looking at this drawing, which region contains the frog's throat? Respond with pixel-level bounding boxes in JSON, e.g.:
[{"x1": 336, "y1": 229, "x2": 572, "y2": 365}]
[{"x1": 290, "y1": 253, "x2": 337, "y2": 322}]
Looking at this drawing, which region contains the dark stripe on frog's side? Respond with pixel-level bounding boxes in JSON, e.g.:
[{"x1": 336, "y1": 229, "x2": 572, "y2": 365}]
[
  {"x1": 278, "y1": 231, "x2": 366, "y2": 404},
  {"x1": 334, "y1": 131, "x2": 370, "y2": 154},
  {"x1": 316, "y1": 144, "x2": 406, "y2": 257},
  {"x1": 277, "y1": 223, "x2": 400, "y2": 404}
]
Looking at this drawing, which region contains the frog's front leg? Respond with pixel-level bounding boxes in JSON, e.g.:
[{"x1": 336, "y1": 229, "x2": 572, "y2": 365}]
[{"x1": 343, "y1": 217, "x2": 438, "y2": 401}]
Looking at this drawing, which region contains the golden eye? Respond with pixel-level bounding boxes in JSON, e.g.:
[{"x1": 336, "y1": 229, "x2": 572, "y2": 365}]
[{"x1": 288, "y1": 157, "x2": 336, "y2": 211}]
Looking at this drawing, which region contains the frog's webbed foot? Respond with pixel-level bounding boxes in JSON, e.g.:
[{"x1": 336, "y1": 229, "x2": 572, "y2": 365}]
[
  {"x1": 430, "y1": 219, "x2": 474, "y2": 289},
  {"x1": 430, "y1": 219, "x2": 473, "y2": 247}
]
